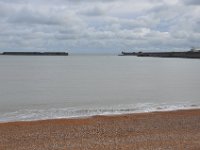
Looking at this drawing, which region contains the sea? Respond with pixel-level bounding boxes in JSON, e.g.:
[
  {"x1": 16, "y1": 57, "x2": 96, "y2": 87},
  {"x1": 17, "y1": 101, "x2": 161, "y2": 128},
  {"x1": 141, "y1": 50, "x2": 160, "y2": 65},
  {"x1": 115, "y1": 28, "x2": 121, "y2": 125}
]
[{"x1": 0, "y1": 54, "x2": 200, "y2": 122}]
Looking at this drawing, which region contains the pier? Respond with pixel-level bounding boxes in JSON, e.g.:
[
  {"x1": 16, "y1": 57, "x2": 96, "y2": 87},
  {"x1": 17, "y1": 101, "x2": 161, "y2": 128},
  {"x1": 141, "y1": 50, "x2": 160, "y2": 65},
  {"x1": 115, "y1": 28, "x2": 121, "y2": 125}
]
[
  {"x1": 0, "y1": 52, "x2": 69, "y2": 56},
  {"x1": 120, "y1": 50, "x2": 200, "y2": 58}
]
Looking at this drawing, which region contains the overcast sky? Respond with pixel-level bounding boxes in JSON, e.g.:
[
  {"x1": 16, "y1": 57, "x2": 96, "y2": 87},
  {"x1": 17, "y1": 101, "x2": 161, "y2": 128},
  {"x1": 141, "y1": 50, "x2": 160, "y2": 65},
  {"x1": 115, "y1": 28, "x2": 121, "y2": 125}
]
[{"x1": 0, "y1": 0, "x2": 200, "y2": 53}]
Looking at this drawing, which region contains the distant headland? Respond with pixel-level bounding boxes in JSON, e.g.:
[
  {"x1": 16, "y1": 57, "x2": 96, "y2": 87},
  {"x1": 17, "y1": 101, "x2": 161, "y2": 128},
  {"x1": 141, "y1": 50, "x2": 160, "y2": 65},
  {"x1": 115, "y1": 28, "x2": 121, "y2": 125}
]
[
  {"x1": 119, "y1": 48, "x2": 200, "y2": 58},
  {"x1": 0, "y1": 52, "x2": 68, "y2": 56}
]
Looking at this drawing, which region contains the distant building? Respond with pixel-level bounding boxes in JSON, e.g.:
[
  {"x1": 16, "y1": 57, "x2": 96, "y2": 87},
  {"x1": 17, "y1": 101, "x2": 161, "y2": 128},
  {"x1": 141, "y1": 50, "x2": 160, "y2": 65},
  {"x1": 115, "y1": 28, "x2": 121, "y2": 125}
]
[{"x1": 190, "y1": 48, "x2": 200, "y2": 52}]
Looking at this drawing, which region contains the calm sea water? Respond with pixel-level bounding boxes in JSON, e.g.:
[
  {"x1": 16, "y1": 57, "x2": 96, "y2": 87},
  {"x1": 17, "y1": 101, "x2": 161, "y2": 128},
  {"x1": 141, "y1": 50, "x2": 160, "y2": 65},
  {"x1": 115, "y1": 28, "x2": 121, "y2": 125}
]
[{"x1": 0, "y1": 55, "x2": 200, "y2": 122}]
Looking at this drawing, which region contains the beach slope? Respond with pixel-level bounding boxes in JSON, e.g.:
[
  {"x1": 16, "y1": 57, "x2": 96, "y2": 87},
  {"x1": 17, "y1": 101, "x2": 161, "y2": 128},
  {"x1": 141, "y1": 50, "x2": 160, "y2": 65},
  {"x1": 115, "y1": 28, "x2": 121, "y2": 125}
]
[{"x1": 0, "y1": 109, "x2": 200, "y2": 150}]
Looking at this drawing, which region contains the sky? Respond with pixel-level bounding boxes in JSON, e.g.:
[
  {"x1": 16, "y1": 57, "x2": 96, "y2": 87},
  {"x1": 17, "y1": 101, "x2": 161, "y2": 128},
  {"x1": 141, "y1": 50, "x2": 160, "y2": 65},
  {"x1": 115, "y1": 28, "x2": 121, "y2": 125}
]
[{"x1": 0, "y1": 0, "x2": 200, "y2": 53}]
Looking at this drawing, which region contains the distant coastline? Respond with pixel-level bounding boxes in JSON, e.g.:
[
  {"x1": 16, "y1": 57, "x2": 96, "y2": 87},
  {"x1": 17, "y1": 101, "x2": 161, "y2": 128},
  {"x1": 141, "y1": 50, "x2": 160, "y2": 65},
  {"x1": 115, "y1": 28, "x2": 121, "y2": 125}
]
[
  {"x1": 0, "y1": 52, "x2": 68, "y2": 56},
  {"x1": 120, "y1": 49, "x2": 200, "y2": 58}
]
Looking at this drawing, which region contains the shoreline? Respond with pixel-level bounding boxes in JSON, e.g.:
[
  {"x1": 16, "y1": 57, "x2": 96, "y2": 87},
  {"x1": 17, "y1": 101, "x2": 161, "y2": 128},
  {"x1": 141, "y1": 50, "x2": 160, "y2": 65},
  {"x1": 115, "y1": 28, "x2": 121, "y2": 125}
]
[
  {"x1": 1, "y1": 103, "x2": 199, "y2": 123},
  {"x1": 0, "y1": 109, "x2": 200, "y2": 149},
  {"x1": 0, "y1": 107, "x2": 199, "y2": 124}
]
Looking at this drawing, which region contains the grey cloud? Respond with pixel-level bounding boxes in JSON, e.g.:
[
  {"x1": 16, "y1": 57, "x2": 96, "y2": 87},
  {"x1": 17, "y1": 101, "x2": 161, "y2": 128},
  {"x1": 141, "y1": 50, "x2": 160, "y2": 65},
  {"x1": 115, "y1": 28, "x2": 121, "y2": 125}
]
[
  {"x1": 8, "y1": 9, "x2": 61, "y2": 25},
  {"x1": 80, "y1": 7, "x2": 107, "y2": 17},
  {"x1": 183, "y1": 0, "x2": 200, "y2": 5},
  {"x1": 0, "y1": 0, "x2": 200, "y2": 52}
]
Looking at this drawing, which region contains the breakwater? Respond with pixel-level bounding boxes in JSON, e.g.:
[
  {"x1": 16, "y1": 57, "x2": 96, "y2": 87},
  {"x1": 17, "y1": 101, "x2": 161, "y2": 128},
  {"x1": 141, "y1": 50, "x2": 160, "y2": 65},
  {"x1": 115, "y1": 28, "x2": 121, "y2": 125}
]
[
  {"x1": 0, "y1": 52, "x2": 68, "y2": 56},
  {"x1": 120, "y1": 51, "x2": 200, "y2": 58}
]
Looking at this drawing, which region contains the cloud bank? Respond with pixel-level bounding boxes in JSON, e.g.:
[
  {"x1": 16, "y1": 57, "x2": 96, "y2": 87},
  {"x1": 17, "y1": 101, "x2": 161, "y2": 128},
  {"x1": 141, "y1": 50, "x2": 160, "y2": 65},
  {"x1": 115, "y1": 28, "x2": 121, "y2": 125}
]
[{"x1": 0, "y1": 0, "x2": 200, "y2": 53}]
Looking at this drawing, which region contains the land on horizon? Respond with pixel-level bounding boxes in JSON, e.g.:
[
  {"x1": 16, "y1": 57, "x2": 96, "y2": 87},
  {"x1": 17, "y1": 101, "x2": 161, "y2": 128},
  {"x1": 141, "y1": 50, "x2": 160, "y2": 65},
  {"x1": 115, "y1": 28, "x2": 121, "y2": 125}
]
[{"x1": 120, "y1": 49, "x2": 200, "y2": 58}]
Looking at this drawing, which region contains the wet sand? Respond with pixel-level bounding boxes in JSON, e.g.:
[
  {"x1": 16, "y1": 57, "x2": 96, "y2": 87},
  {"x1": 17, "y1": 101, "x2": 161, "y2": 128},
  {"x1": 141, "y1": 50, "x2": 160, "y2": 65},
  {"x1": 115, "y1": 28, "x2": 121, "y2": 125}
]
[{"x1": 0, "y1": 109, "x2": 200, "y2": 150}]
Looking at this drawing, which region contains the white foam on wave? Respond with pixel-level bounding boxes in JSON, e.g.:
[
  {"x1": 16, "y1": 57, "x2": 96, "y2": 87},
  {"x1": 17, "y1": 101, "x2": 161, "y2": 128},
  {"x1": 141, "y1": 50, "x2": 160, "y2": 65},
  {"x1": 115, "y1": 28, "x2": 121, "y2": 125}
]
[{"x1": 0, "y1": 102, "x2": 199, "y2": 122}]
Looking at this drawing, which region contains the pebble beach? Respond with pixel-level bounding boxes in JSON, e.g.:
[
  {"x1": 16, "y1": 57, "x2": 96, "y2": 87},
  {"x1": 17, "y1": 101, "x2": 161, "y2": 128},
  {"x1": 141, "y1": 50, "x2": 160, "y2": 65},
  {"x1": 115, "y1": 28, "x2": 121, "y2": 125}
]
[{"x1": 0, "y1": 109, "x2": 200, "y2": 150}]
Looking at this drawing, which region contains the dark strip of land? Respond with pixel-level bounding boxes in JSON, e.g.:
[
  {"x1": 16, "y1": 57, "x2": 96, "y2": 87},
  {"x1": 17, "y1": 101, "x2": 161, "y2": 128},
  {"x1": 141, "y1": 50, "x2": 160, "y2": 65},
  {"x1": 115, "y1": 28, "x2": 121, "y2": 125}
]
[
  {"x1": 0, "y1": 52, "x2": 68, "y2": 56},
  {"x1": 120, "y1": 51, "x2": 200, "y2": 58}
]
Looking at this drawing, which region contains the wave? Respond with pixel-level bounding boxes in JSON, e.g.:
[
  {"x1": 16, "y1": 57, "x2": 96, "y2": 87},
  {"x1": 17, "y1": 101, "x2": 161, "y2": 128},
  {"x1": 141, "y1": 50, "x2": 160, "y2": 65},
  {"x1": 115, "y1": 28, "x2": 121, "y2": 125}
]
[{"x1": 0, "y1": 102, "x2": 199, "y2": 122}]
